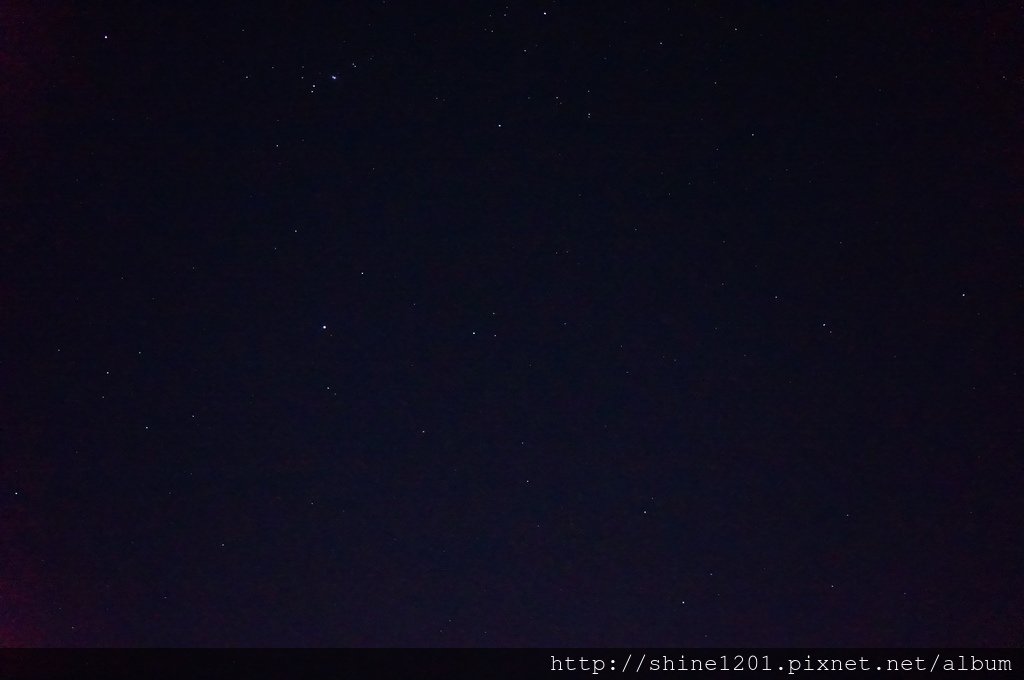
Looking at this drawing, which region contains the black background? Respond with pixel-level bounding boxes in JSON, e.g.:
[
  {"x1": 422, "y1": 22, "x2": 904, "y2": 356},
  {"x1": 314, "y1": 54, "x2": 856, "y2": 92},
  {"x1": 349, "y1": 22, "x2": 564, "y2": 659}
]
[{"x1": 2, "y1": 1, "x2": 1021, "y2": 646}]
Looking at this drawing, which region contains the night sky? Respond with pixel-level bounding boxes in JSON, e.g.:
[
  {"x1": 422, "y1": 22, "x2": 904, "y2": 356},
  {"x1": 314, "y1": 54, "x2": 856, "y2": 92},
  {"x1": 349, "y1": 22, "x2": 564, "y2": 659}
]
[{"x1": 3, "y1": 2, "x2": 1022, "y2": 648}]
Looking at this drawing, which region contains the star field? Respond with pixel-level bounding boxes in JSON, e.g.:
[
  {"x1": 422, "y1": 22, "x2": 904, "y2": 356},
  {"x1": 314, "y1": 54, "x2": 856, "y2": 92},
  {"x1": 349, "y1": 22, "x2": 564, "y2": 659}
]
[{"x1": 2, "y1": 2, "x2": 1022, "y2": 647}]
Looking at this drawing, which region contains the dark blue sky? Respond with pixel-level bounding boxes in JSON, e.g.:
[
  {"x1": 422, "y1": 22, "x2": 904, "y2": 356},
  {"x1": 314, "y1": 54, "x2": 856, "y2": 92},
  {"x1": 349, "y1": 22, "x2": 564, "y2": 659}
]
[{"x1": 3, "y1": 1, "x2": 1021, "y2": 647}]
